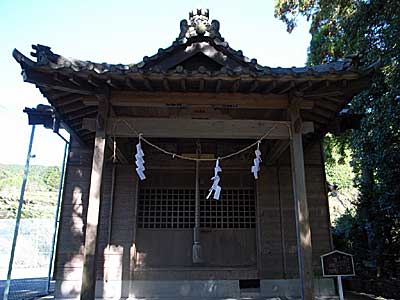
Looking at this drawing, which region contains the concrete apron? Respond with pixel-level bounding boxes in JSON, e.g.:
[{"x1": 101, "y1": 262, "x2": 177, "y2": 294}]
[{"x1": 55, "y1": 279, "x2": 337, "y2": 299}]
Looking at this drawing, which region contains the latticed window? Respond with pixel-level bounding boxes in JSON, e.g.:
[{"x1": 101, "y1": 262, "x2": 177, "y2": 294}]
[{"x1": 137, "y1": 188, "x2": 256, "y2": 229}]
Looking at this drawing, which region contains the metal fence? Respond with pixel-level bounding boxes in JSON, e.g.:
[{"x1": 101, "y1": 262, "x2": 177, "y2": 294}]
[{"x1": 0, "y1": 219, "x2": 55, "y2": 300}]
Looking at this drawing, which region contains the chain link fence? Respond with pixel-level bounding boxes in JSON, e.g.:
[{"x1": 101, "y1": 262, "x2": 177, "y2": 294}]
[{"x1": 0, "y1": 219, "x2": 55, "y2": 300}]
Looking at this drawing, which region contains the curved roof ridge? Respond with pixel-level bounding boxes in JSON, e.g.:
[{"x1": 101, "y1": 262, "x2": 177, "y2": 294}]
[
  {"x1": 13, "y1": 10, "x2": 374, "y2": 79},
  {"x1": 13, "y1": 42, "x2": 364, "y2": 78}
]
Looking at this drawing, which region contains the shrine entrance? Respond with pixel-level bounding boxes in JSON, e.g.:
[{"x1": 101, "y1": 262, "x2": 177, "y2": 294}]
[{"x1": 135, "y1": 168, "x2": 258, "y2": 272}]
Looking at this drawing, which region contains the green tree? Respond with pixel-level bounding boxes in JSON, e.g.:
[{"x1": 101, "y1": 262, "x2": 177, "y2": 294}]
[
  {"x1": 42, "y1": 166, "x2": 61, "y2": 191},
  {"x1": 275, "y1": 0, "x2": 400, "y2": 278}
]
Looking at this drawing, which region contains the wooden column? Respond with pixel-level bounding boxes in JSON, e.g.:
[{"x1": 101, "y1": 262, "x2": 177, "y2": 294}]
[
  {"x1": 80, "y1": 97, "x2": 109, "y2": 300},
  {"x1": 289, "y1": 96, "x2": 314, "y2": 300}
]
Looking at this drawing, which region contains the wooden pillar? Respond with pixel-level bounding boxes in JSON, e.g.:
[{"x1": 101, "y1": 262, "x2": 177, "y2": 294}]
[
  {"x1": 289, "y1": 96, "x2": 314, "y2": 300},
  {"x1": 80, "y1": 97, "x2": 109, "y2": 300}
]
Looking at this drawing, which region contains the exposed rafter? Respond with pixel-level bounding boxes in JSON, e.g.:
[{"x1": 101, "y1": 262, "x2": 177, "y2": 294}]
[
  {"x1": 56, "y1": 94, "x2": 83, "y2": 107},
  {"x1": 106, "y1": 78, "x2": 120, "y2": 89},
  {"x1": 22, "y1": 68, "x2": 103, "y2": 95},
  {"x1": 125, "y1": 77, "x2": 136, "y2": 90},
  {"x1": 277, "y1": 81, "x2": 295, "y2": 95}
]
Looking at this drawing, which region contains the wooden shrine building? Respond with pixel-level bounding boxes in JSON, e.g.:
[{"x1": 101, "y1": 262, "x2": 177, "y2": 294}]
[{"x1": 13, "y1": 9, "x2": 374, "y2": 300}]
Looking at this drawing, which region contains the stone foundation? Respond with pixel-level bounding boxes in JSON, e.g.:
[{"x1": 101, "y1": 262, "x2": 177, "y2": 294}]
[{"x1": 55, "y1": 278, "x2": 337, "y2": 299}]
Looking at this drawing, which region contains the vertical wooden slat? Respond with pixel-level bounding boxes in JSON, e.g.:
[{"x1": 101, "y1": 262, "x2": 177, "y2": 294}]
[
  {"x1": 277, "y1": 164, "x2": 288, "y2": 278},
  {"x1": 80, "y1": 98, "x2": 108, "y2": 300},
  {"x1": 289, "y1": 96, "x2": 314, "y2": 300}
]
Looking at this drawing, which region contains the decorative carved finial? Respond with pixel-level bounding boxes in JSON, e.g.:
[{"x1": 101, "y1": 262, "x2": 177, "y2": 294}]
[
  {"x1": 189, "y1": 8, "x2": 209, "y2": 35},
  {"x1": 178, "y1": 9, "x2": 221, "y2": 42}
]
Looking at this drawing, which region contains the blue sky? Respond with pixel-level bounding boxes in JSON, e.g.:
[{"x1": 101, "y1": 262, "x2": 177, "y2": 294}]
[{"x1": 0, "y1": 0, "x2": 311, "y2": 166}]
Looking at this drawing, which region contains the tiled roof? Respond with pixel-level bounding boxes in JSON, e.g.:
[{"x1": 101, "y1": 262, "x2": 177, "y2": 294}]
[
  {"x1": 13, "y1": 8, "x2": 370, "y2": 80},
  {"x1": 12, "y1": 9, "x2": 376, "y2": 145}
]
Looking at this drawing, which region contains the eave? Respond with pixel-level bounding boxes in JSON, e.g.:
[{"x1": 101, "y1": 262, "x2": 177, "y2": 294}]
[{"x1": 12, "y1": 34, "x2": 376, "y2": 146}]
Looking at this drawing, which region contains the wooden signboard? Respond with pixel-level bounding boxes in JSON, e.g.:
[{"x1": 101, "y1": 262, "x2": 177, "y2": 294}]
[
  {"x1": 321, "y1": 250, "x2": 355, "y2": 300},
  {"x1": 321, "y1": 250, "x2": 355, "y2": 277}
]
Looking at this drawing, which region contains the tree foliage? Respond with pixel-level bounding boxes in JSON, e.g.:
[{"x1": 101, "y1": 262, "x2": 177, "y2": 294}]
[
  {"x1": 0, "y1": 164, "x2": 61, "y2": 219},
  {"x1": 275, "y1": 0, "x2": 400, "y2": 278}
]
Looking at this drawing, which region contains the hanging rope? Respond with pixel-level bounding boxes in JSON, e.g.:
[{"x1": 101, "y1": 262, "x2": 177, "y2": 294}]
[{"x1": 112, "y1": 119, "x2": 290, "y2": 162}]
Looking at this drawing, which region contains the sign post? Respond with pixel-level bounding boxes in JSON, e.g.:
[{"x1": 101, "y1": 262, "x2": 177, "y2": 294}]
[{"x1": 321, "y1": 250, "x2": 355, "y2": 300}]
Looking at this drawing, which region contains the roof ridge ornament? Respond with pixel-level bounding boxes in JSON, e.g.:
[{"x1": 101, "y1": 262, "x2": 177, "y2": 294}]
[{"x1": 178, "y1": 9, "x2": 221, "y2": 42}]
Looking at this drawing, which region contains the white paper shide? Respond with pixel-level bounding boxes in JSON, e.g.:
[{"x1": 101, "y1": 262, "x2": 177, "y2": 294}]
[
  {"x1": 251, "y1": 142, "x2": 262, "y2": 179},
  {"x1": 135, "y1": 141, "x2": 146, "y2": 180},
  {"x1": 207, "y1": 159, "x2": 222, "y2": 200}
]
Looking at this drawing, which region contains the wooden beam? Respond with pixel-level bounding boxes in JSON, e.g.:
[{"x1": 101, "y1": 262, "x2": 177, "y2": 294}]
[
  {"x1": 249, "y1": 80, "x2": 259, "y2": 93},
  {"x1": 278, "y1": 81, "x2": 295, "y2": 95},
  {"x1": 315, "y1": 99, "x2": 339, "y2": 111},
  {"x1": 199, "y1": 78, "x2": 205, "y2": 91},
  {"x1": 55, "y1": 95, "x2": 83, "y2": 107},
  {"x1": 163, "y1": 78, "x2": 170, "y2": 91},
  {"x1": 51, "y1": 91, "x2": 71, "y2": 100},
  {"x1": 82, "y1": 117, "x2": 314, "y2": 139},
  {"x1": 313, "y1": 106, "x2": 334, "y2": 119},
  {"x1": 302, "y1": 110, "x2": 329, "y2": 125},
  {"x1": 304, "y1": 90, "x2": 344, "y2": 98},
  {"x1": 231, "y1": 79, "x2": 241, "y2": 92},
  {"x1": 54, "y1": 73, "x2": 63, "y2": 83},
  {"x1": 77, "y1": 129, "x2": 93, "y2": 138},
  {"x1": 66, "y1": 107, "x2": 97, "y2": 121},
  {"x1": 180, "y1": 78, "x2": 187, "y2": 91},
  {"x1": 108, "y1": 91, "x2": 314, "y2": 110},
  {"x1": 87, "y1": 76, "x2": 101, "y2": 88},
  {"x1": 60, "y1": 120, "x2": 86, "y2": 147},
  {"x1": 322, "y1": 95, "x2": 343, "y2": 103},
  {"x1": 215, "y1": 79, "x2": 222, "y2": 92},
  {"x1": 22, "y1": 68, "x2": 103, "y2": 95},
  {"x1": 69, "y1": 119, "x2": 84, "y2": 127},
  {"x1": 80, "y1": 96, "x2": 109, "y2": 300},
  {"x1": 106, "y1": 78, "x2": 119, "y2": 89},
  {"x1": 263, "y1": 81, "x2": 277, "y2": 94},
  {"x1": 62, "y1": 104, "x2": 86, "y2": 114},
  {"x1": 125, "y1": 77, "x2": 136, "y2": 90},
  {"x1": 143, "y1": 78, "x2": 153, "y2": 91},
  {"x1": 69, "y1": 75, "x2": 81, "y2": 87},
  {"x1": 298, "y1": 81, "x2": 313, "y2": 92},
  {"x1": 289, "y1": 96, "x2": 314, "y2": 300}
]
